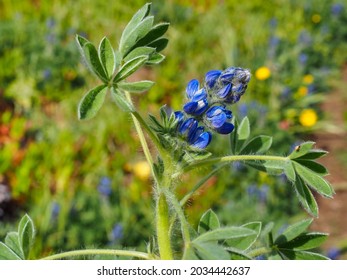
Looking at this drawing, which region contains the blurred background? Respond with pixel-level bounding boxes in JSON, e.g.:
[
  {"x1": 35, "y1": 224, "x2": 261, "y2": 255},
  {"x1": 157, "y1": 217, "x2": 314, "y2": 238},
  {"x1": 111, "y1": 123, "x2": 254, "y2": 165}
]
[{"x1": 0, "y1": 0, "x2": 347, "y2": 259}]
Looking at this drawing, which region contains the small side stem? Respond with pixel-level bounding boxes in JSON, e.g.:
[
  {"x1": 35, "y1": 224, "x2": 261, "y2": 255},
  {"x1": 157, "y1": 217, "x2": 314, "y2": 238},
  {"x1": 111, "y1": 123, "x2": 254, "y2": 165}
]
[
  {"x1": 178, "y1": 155, "x2": 288, "y2": 175},
  {"x1": 40, "y1": 249, "x2": 153, "y2": 260},
  {"x1": 156, "y1": 192, "x2": 174, "y2": 260}
]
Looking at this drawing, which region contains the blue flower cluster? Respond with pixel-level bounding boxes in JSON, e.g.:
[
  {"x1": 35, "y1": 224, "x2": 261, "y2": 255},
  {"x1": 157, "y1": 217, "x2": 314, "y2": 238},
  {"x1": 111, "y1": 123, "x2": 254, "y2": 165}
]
[{"x1": 174, "y1": 67, "x2": 251, "y2": 149}]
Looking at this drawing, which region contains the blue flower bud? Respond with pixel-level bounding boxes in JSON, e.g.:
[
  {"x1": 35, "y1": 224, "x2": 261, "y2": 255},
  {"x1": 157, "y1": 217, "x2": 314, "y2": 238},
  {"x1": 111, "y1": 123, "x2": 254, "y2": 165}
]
[
  {"x1": 191, "y1": 131, "x2": 212, "y2": 149},
  {"x1": 183, "y1": 98, "x2": 208, "y2": 115},
  {"x1": 215, "y1": 122, "x2": 234, "y2": 134},
  {"x1": 206, "y1": 106, "x2": 232, "y2": 128},
  {"x1": 178, "y1": 118, "x2": 198, "y2": 138},
  {"x1": 205, "y1": 70, "x2": 222, "y2": 88},
  {"x1": 186, "y1": 79, "x2": 200, "y2": 99}
]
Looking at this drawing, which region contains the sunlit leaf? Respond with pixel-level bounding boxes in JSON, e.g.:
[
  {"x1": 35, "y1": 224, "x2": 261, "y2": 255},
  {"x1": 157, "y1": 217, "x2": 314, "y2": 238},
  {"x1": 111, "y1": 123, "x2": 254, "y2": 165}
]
[
  {"x1": 98, "y1": 37, "x2": 115, "y2": 78},
  {"x1": 198, "y1": 209, "x2": 220, "y2": 234}
]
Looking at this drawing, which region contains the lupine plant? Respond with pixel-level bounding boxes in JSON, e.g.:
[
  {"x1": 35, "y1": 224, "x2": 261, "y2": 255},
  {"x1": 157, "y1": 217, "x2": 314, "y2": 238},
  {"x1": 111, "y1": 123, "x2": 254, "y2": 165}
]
[{"x1": 0, "y1": 3, "x2": 334, "y2": 260}]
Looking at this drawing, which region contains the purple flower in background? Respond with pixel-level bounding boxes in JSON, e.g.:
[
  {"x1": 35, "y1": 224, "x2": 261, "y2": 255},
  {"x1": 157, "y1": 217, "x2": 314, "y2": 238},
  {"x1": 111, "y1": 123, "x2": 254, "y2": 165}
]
[
  {"x1": 327, "y1": 248, "x2": 341, "y2": 260},
  {"x1": 331, "y1": 3, "x2": 344, "y2": 16},
  {"x1": 110, "y1": 223, "x2": 123, "y2": 242},
  {"x1": 98, "y1": 176, "x2": 112, "y2": 197}
]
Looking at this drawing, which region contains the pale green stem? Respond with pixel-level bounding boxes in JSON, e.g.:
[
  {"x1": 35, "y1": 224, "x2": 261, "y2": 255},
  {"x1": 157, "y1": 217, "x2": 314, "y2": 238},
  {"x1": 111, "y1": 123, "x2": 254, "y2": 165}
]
[
  {"x1": 123, "y1": 91, "x2": 160, "y2": 181},
  {"x1": 156, "y1": 193, "x2": 173, "y2": 260},
  {"x1": 40, "y1": 249, "x2": 153, "y2": 260},
  {"x1": 178, "y1": 155, "x2": 288, "y2": 176}
]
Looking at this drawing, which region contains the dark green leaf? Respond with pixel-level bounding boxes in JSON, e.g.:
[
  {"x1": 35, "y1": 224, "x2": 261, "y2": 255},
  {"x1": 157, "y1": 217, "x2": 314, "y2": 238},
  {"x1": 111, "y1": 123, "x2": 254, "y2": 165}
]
[
  {"x1": 82, "y1": 42, "x2": 109, "y2": 83},
  {"x1": 288, "y1": 141, "x2": 315, "y2": 159},
  {"x1": 240, "y1": 135, "x2": 272, "y2": 155},
  {"x1": 5, "y1": 232, "x2": 24, "y2": 259},
  {"x1": 278, "y1": 249, "x2": 329, "y2": 260},
  {"x1": 78, "y1": 85, "x2": 108, "y2": 120},
  {"x1": 113, "y1": 55, "x2": 148, "y2": 83},
  {"x1": 147, "y1": 38, "x2": 169, "y2": 52},
  {"x1": 111, "y1": 88, "x2": 135, "y2": 112},
  {"x1": 294, "y1": 149, "x2": 328, "y2": 160},
  {"x1": 226, "y1": 222, "x2": 261, "y2": 251},
  {"x1": 195, "y1": 226, "x2": 255, "y2": 243},
  {"x1": 283, "y1": 161, "x2": 296, "y2": 182},
  {"x1": 193, "y1": 241, "x2": 230, "y2": 260},
  {"x1": 279, "y1": 232, "x2": 328, "y2": 250},
  {"x1": 120, "y1": 16, "x2": 154, "y2": 57},
  {"x1": 119, "y1": 3, "x2": 151, "y2": 53},
  {"x1": 294, "y1": 162, "x2": 334, "y2": 198},
  {"x1": 147, "y1": 53, "x2": 165, "y2": 64},
  {"x1": 237, "y1": 117, "x2": 250, "y2": 141},
  {"x1": 198, "y1": 209, "x2": 220, "y2": 234},
  {"x1": 18, "y1": 214, "x2": 35, "y2": 259},
  {"x1": 118, "y1": 80, "x2": 154, "y2": 93},
  {"x1": 275, "y1": 219, "x2": 312, "y2": 245},
  {"x1": 293, "y1": 176, "x2": 318, "y2": 217},
  {"x1": 0, "y1": 242, "x2": 21, "y2": 260},
  {"x1": 98, "y1": 37, "x2": 115, "y2": 78},
  {"x1": 133, "y1": 22, "x2": 170, "y2": 49},
  {"x1": 295, "y1": 159, "x2": 329, "y2": 175},
  {"x1": 124, "y1": 47, "x2": 155, "y2": 62}
]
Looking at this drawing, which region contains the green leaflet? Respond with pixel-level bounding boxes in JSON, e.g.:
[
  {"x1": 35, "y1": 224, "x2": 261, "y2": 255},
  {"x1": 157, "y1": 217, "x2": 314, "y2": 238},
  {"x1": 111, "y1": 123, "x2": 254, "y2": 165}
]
[
  {"x1": 293, "y1": 176, "x2": 318, "y2": 217},
  {"x1": 78, "y1": 85, "x2": 108, "y2": 120},
  {"x1": 293, "y1": 162, "x2": 334, "y2": 198},
  {"x1": 117, "y1": 80, "x2": 155, "y2": 93},
  {"x1": 113, "y1": 55, "x2": 148, "y2": 83},
  {"x1": 82, "y1": 42, "x2": 109, "y2": 83},
  {"x1": 98, "y1": 37, "x2": 115, "y2": 78},
  {"x1": 275, "y1": 219, "x2": 313, "y2": 245},
  {"x1": 198, "y1": 209, "x2": 220, "y2": 234},
  {"x1": 195, "y1": 226, "x2": 255, "y2": 243}
]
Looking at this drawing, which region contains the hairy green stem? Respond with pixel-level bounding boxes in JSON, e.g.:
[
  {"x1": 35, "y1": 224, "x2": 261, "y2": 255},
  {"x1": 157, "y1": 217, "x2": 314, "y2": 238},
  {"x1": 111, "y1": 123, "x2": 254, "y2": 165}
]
[
  {"x1": 40, "y1": 249, "x2": 153, "y2": 260},
  {"x1": 179, "y1": 154, "x2": 288, "y2": 175},
  {"x1": 156, "y1": 193, "x2": 173, "y2": 260}
]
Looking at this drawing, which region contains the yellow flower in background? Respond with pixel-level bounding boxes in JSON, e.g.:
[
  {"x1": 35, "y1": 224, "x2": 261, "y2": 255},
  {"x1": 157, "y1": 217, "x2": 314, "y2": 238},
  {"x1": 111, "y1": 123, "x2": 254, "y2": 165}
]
[
  {"x1": 133, "y1": 160, "x2": 151, "y2": 181},
  {"x1": 303, "y1": 74, "x2": 314, "y2": 84},
  {"x1": 255, "y1": 66, "x2": 271, "y2": 80},
  {"x1": 298, "y1": 86, "x2": 309, "y2": 97},
  {"x1": 312, "y1": 14, "x2": 321, "y2": 23},
  {"x1": 299, "y1": 109, "x2": 318, "y2": 127}
]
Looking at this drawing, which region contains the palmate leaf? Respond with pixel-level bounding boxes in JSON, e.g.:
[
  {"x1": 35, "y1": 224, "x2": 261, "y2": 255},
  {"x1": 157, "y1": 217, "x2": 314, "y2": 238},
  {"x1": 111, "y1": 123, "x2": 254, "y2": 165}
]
[
  {"x1": 5, "y1": 232, "x2": 24, "y2": 259},
  {"x1": 111, "y1": 87, "x2": 135, "y2": 112},
  {"x1": 0, "y1": 242, "x2": 21, "y2": 260},
  {"x1": 278, "y1": 232, "x2": 328, "y2": 250},
  {"x1": 240, "y1": 135, "x2": 272, "y2": 155}
]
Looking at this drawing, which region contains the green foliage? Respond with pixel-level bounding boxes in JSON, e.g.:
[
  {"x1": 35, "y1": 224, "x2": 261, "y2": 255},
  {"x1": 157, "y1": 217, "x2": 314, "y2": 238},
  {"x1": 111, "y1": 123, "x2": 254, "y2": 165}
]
[{"x1": 0, "y1": 214, "x2": 35, "y2": 260}]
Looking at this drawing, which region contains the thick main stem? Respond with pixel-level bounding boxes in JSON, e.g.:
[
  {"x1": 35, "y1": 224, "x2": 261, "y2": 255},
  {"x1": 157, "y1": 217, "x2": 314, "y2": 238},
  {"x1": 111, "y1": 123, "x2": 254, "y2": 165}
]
[{"x1": 156, "y1": 193, "x2": 173, "y2": 260}]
